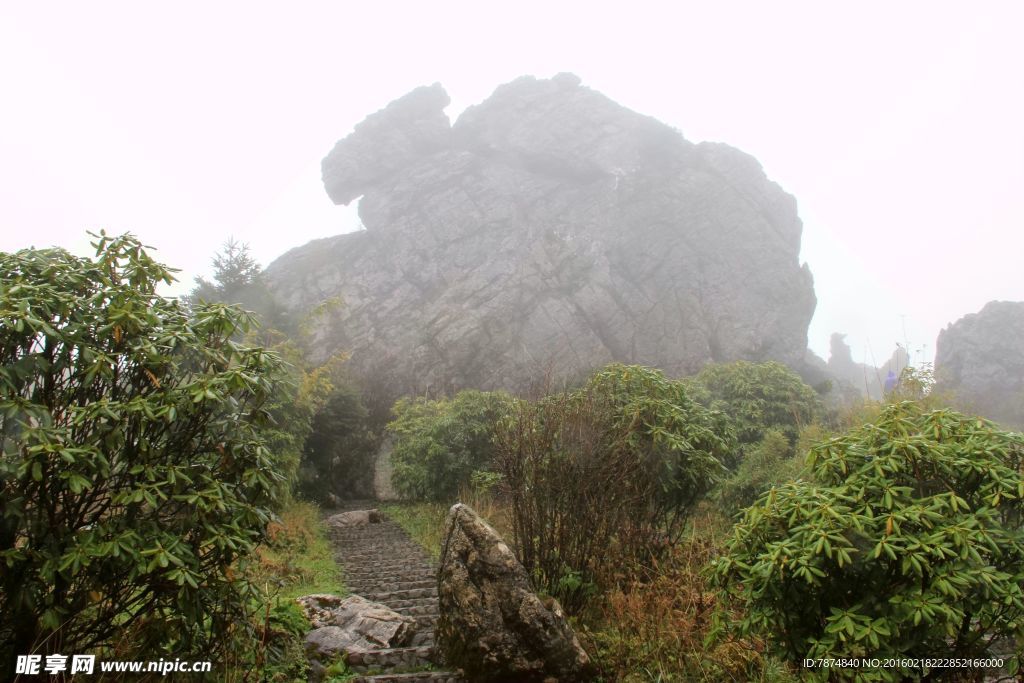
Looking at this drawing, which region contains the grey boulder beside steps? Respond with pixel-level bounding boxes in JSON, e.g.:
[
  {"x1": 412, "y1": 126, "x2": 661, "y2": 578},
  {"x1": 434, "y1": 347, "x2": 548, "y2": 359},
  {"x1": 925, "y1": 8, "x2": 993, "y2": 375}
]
[{"x1": 436, "y1": 503, "x2": 595, "y2": 682}]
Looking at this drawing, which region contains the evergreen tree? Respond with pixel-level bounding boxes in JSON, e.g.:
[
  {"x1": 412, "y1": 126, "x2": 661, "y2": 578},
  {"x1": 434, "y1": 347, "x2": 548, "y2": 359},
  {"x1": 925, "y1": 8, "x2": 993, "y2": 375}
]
[{"x1": 187, "y1": 237, "x2": 289, "y2": 331}]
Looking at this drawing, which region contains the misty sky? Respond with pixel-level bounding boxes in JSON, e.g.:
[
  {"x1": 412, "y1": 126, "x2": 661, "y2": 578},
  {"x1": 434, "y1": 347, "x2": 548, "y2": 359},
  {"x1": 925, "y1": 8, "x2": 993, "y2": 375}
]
[{"x1": 1, "y1": 2, "x2": 1021, "y2": 367}]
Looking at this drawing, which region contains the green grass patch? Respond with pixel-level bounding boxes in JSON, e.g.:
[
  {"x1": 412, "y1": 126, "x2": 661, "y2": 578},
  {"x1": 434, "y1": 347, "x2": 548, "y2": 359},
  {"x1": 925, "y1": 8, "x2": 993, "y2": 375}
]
[
  {"x1": 218, "y1": 501, "x2": 347, "y2": 682},
  {"x1": 255, "y1": 500, "x2": 347, "y2": 601},
  {"x1": 381, "y1": 502, "x2": 449, "y2": 560}
]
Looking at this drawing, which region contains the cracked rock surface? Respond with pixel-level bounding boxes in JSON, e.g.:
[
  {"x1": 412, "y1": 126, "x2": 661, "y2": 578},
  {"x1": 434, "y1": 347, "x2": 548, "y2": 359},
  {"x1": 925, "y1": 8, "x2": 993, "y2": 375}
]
[
  {"x1": 266, "y1": 73, "x2": 817, "y2": 396},
  {"x1": 437, "y1": 504, "x2": 594, "y2": 682}
]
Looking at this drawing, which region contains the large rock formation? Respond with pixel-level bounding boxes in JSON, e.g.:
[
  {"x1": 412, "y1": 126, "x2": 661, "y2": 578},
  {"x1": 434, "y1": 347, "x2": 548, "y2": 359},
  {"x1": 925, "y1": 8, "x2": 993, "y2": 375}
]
[
  {"x1": 436, "y1": 504, "x2": 594, "y2": 682},
  {"x1": 935, "y1": 301, "x2": 1024, "y2": 428},
  {"x1": 266, "y1": 74, "x2": 817, "y2": 396}
]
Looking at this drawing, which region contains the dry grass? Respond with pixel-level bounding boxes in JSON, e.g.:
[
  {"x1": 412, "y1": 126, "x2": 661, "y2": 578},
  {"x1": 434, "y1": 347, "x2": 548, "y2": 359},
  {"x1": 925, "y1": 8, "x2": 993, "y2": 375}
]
[
  {"x1": 382, "y1": 487, "x2": 515, "y2": 560},
  {"x1": 458, "y1": 486, "x2": 515, "y2": 540},
  {"x1": 583, "y1": 521, "x2": 793, "y2": 682}
]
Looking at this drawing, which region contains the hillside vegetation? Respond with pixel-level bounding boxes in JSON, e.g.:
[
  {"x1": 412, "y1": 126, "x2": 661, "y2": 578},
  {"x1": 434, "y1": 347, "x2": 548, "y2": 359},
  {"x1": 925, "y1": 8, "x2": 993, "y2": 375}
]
[
  {"x1": 2, "y1": 234, "x2": 1021, "y2": 682},
  {"x1": 384, "y1": 362, "x2": 1024, "y2": 681}
]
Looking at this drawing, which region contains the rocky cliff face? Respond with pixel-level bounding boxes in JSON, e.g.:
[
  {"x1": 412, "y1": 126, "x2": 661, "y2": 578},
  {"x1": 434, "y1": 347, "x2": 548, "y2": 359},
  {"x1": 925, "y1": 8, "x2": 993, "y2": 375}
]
[
  {"x1": 936, "y1": 301, "x2": 1024, "y2": 428},
  {"x1": 266, "y1": 74, "x2": 817, "y2": 396}
]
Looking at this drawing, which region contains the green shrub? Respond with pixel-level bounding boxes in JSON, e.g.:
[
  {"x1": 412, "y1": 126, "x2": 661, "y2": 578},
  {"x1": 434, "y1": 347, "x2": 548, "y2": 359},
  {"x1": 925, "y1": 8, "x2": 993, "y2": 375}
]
[
  {"x1": 712, "y1": 402, "x2": 1024, "y2": 680},
  {"x1": 258, "y1": 342, "x2": 346, "y2": 504},
  {"x1": 0, "y1": 233, "x2": 286, "y2": 666},
  {"x1": 496, "y1": 364, "x2": 735, "y2": 612},
  {"x1": 256, "y1": 602, "x2": 311, "y2": 682},
  {"x1": 716, "y1": 429, "x2": 805, "y2": 517},
  {"x1": 186, "y1": 240, "x2": 355, "y2": 505},
  {"x1": 235, "y1": 501, "x2": 345, "y2": 680},
  {"x1": 301, "y1": 380, "x2": 379, "y2": 501},
  {"x1": 691, "y1": 361, "x2": 823, "y2": 454},
  {"x1": 388, "y1": 389, "x2": 516, "y2": 501}
]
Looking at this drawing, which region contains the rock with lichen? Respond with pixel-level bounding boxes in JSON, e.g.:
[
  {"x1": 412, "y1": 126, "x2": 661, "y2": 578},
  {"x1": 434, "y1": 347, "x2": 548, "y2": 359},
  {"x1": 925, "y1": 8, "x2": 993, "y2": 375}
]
[{"x1": 436, "y1": 503, "x2": 594, "y2": 682}]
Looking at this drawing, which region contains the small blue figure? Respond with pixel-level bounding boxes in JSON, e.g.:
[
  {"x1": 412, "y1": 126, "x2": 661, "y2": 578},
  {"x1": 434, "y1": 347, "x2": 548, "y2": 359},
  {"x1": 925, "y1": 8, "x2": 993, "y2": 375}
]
[{"x1": 884, "y1": 370, "x2": 898, "y2": 394}]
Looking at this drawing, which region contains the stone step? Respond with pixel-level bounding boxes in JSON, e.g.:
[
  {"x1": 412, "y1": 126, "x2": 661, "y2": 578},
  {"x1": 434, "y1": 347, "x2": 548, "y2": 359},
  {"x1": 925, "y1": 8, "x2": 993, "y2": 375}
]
[
  {"x1": 337, "y1": 550, "x2": 431, "y2": 559},
  {"x1": 331, "y1": 528, "x2": 419, "y2": 536},
  {"x1": 339, "y1": 559, "x2": 433, "y2": 568},
  {"x1": 340, "y1": 557, "x2": 432, "y2": 564},
  {"x1": 342, "y1": 561, "x2": 435, "y2": 571},
  {"x1": 333, "y1": 536, "x2": 430, "y2": 548},
  {"x1": 347, "y1": 587, "x2": 434, "y2": 599},
  {"x1": 334, "y1": 544, "x2": 429, "y2": 552},
  {"x1": 332, "y1": 538, "x2": 429, "y2": 547},
  {"x1": 333, "y1": 542, "x2": 425, "y2": 550},
  {"x1": 410, "y1": 630, "x2": 435, "y2": 647},
  {"x1": 333, "y1": 543, "x2": 432, "y2": 553},
  {"x1": 355, "y1": 578, "x2": 437, "y2": 594},
  {"x1": 350, "y1": 673, "x2": 463, "y2": 683},
  {"x1": 346, "y1": 645, "x2": 436, "y2": 672},
  {"x1": 343, "y1": 565, "x2": 435, "y2": 574},
  {"x1": 364, "y1": 586, "x2": 438, "y2": 603},
  {"x1": 336, "y1": 540, "x2": 423, "y2": 548},
  {"x1": 337, "y1": 553, "x2": 434, "y2": 564},
  {"x1": 390, "y1": 602, "x2": 439, "y2": 618},
  {"x1": 317, "y1": 505, "x2": 458, "y2": 682},
  {"x1": 341, "y1": 558, "x2": 433, "y2": 566},
  {"x1": 336, "y1": 546, "x2": 431, "y2": 554},
  {"x1": 333, "y1": 537, "x2": 430, "y2": 547},
  {"x1": 344, "y1": 572, "x2": 437, "y2": 587},
  {"x1": 411, "y1": 614, "x2": 438, "y2": 629},
  {"x1": 346, "y1": 579, "x2": 437, "y2": 593}
]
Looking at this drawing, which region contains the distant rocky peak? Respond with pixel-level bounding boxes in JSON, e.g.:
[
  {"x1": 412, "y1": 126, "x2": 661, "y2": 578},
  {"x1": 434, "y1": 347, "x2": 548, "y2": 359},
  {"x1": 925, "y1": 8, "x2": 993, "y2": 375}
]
[{"x1": 936, "y1": 301, "x2": 1024, "y2": 428}]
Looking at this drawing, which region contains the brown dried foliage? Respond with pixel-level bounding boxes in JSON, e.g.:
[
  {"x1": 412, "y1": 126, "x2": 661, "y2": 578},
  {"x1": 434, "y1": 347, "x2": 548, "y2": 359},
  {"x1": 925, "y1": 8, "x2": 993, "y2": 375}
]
[{"x1": 584, "y1": 518, "x2": 786, "y2": 682}]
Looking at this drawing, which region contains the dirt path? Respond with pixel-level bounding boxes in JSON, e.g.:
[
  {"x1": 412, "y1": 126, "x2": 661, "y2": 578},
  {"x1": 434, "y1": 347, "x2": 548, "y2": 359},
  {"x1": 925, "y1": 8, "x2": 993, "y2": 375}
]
[{"x1": 325, "y1": 501, "x2": 463, "y2": 683}]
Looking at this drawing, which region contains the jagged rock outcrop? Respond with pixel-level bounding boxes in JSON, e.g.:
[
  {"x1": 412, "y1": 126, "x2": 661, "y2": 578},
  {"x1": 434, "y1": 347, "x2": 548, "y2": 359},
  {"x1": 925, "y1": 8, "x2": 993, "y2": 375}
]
[
  {"x1": 826, "y1": 333, "x2": 909, "y2": 400},
  {"x1": 437, "y1": 504, "x2": 594, "y2": 682},
  {"x1": 266, "y1": 74, "x2": 817, "y2": 396},
  {"x1": 322, "y1": 84, "x2": 453, "y2": 206},
  {"x1": 935, "y1": 301, "x2": 1024, "y2": 428}
]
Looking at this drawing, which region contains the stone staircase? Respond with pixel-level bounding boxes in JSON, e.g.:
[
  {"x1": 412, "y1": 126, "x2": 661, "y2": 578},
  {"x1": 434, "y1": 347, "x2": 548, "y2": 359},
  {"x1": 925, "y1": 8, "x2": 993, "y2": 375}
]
[{"x1": 326, "y1": 501, "x2": 463, "y2": 683}]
